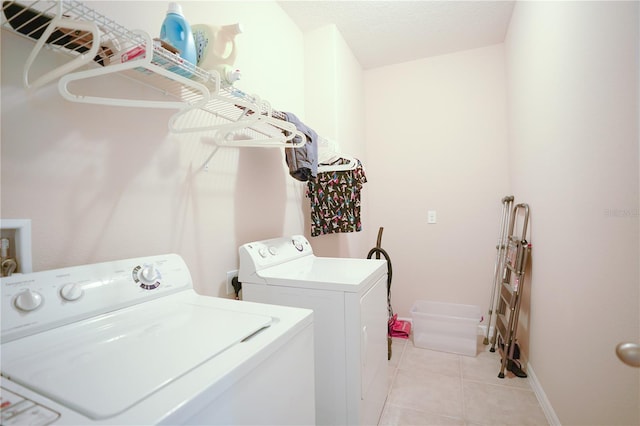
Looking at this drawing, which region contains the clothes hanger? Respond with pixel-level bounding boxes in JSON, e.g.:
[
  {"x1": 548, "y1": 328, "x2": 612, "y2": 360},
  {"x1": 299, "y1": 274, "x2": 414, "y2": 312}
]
[
  {"x1": 318, "y1": 157, "x2": 358, "y2": 172},
  {"x1": 317, "y1": 137, "x2": 359, "y2": 172}
]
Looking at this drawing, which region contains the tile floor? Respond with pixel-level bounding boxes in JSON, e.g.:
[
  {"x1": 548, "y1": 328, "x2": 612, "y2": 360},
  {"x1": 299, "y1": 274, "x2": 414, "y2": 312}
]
[{"x1": 379, "y1": 336, "x2": 549, "y2": 426}]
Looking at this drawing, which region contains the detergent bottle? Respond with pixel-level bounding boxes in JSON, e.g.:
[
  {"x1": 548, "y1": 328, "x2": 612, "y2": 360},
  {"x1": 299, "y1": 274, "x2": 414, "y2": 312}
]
[
  {"x1": 159, "y1": 2, "x2": 197, "y2": 76},
  {"x1": 192, "y1": 23, "x2": 243, "y2": 85}
]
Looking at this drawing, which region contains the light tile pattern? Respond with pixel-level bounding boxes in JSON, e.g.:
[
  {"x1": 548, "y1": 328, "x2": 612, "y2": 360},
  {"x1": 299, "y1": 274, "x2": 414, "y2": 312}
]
[{"x1": 379, "y1": 336, "x2": 549, "y2": 426}]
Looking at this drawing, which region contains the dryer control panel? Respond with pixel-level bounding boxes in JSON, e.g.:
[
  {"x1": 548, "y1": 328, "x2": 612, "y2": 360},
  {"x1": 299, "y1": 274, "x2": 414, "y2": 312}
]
[
  {"x1": 239, "y1": 235, "x2": 312, "y2": 279},
  {"x1": 1, "y1": 254, "x2": 191, "y2": 343}
]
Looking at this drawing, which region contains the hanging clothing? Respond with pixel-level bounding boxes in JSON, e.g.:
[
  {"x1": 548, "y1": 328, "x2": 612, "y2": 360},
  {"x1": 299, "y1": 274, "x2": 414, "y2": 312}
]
[
  {"x1": 283, "y1": 112, "x2": 318, "y2": 182},
  {"x1": 306, "y1": 159, "x2": 367, "y2": 237}
]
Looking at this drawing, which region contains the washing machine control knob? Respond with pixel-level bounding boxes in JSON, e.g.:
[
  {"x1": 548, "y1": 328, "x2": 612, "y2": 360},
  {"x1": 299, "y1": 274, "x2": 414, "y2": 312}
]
[
  {"x1": 14, "y1": 289, "x2": 43, "y2": 311},
  {"x1": 133, "y1": 264, "x2": 161, "y2": 290},
  {"x1": 60, "y1": 283, "x2": 84, "y2": 301},
  {"x1": 268, "y1": 246, "x2": 278, "y2": 256},
  {"x1": 258, "y1": 247, "x2": 268, "y2": 258},
  {"x1": 141, "y1": 265, "x2": 159, "y2": 283}
]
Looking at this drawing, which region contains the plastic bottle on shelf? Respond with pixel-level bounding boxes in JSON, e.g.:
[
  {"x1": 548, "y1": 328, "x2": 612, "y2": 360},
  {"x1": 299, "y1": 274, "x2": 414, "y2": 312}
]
[
  {"x1": 219, "y1": 65, "x2": 242, "y2": 85},
  {"x1": 159, "y1": 2, "x2": 197, "y2": 77},
  {"x1": 192, "y1": 23, "x2": 242, "y2": 85}
]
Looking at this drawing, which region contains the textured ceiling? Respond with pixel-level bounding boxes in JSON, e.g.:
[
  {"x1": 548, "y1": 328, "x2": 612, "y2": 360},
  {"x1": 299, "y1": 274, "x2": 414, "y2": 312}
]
[{"x1": 277, "y1": 1, "x2": 516, "y2": 69}]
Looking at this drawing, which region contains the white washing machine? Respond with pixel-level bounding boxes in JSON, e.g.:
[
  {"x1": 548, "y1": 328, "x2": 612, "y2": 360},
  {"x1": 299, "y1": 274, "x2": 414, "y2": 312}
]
[
  {"x1": 239, "y1": 236, "x2": 389, "y2": 426},
  {"x1": 0, "y1": 254, "x2": 315, "y2": 425}
]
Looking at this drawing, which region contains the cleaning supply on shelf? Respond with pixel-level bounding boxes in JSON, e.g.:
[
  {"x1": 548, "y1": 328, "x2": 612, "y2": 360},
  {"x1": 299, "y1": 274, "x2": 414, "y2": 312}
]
[
  {"x1": 192, "y1": 23, "x2": 242, "y2": 85},
  {"x1": 3, "y1": 1, "x2": 118, "y2": 67},
  {"x1": 159, "y1": 2, "x2": 197, "y2": 77},
  {"x1": 219, "y1": 65, "x2": 242, "y2": 85}
]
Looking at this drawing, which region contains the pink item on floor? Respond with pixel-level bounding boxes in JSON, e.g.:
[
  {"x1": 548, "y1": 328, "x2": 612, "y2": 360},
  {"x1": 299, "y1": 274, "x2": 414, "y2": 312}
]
[{"x1": 389, "y1": 314, "x2": 411, "y2": 339}]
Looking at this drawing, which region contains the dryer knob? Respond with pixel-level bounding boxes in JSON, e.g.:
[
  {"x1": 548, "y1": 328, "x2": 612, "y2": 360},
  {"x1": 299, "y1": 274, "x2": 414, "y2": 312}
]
[
  {"x1": 15, "y1": 290, "x2": 43, "y2": 312},
  {"x1": 292, "y1": 239, "x2": 304, "y2": 252},
  {"x1": 60, "y1": 283, "x2": 84, "y2": 301}
]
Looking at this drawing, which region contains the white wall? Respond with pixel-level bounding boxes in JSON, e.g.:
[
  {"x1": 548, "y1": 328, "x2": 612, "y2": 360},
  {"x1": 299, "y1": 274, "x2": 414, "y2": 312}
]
[
  {"x1": 505, "y1": 1, "x2": 640, "y2": 425},
  {"x1": 1, "y1": 1, "x2": 366, "y2": 297},
  {"x1": 4, "y1": 2, "x2": 638, "y2": 424},
  {"x1": 364, "y1": 44, "x2": 510, "y2": 318},
  {"x1": 304, "y1": 24, "x2": 372, "y2": 258}
]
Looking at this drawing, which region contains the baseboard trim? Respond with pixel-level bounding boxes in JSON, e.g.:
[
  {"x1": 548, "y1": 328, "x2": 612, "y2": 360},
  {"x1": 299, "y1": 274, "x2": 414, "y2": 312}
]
[{"x1": 526, "y1": 363, "x2": 561, "y2": 425}]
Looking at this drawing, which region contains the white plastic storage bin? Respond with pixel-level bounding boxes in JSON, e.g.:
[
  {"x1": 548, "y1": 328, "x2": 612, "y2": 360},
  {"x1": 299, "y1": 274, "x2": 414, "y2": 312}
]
[{"x1": 411, "y1": 301, "x2": 481, "y2": 356}]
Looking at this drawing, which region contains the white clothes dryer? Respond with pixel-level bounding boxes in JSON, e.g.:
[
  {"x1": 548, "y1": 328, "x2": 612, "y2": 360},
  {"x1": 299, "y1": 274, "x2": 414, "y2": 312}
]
[
  {"x1": 1, "y1": 254, "x2": 315, "y2": 425},
  {"x1": 239, "y1": 236, "x2": 389, "y2": 426}
]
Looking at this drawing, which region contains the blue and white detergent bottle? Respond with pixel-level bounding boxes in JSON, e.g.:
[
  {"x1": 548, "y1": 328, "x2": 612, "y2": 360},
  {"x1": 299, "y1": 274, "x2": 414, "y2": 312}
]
[{"x1": 159, "y1": 2, "x2": 197, "y2": 77}]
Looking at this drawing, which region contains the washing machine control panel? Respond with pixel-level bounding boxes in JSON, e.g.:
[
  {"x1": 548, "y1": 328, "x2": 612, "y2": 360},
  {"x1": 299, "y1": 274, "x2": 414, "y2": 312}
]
[
  {"x1": 0, "y1": 387, "x2": 60, "y2": 425},
  {"x1": 1, "y1": 254, "x2": 191, "y2": 342}
]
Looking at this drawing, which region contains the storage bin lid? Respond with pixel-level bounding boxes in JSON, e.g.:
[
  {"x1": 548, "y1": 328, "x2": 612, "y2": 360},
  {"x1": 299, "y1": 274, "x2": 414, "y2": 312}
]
[{"x1": 411, "y1": 300, "x2": 481, "y2": 321}]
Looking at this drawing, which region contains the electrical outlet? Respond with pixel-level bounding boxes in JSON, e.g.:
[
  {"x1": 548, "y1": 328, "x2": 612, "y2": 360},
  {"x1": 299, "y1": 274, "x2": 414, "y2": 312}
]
[
  {"x1": 427, "y1": 210, "x2": 437, "y2": 224},
  {"x1": 226, "y1": 270, "x2": 238, "y2": 295},
  {"x1": 0, "y1": 219, "x2": 32, "y2": 274}
]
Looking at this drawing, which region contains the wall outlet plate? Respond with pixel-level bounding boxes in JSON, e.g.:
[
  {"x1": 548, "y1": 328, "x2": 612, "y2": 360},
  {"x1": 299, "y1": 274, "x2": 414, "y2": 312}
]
[
  {"x1": 0, "y1": 219, "x2": 32, "y2": 274},
  {"x1": 427, "y1": 210, "x2": 437, "y2": 224},
  {"x1": 226, "y1": 269, "x2": 238, "y2": 295}
]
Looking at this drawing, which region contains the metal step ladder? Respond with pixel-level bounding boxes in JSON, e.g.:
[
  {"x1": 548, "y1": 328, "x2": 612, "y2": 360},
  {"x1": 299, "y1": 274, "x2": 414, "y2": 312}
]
[
  {"x1": 483, "y1": 195, "x2": 514, "y2": 346},
  {"x1": 489, "y1": 202, "x2": 531, "y2": 378}
]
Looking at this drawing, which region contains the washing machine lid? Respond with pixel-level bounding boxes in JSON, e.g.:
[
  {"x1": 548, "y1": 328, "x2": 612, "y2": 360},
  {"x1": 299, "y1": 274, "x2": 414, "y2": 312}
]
[
  {"x1": 1, "y1": 291, "x2": 273, "y2": 420},
  {"x1": 255, "y1": 256, "x2": 387, "y2": 292}
]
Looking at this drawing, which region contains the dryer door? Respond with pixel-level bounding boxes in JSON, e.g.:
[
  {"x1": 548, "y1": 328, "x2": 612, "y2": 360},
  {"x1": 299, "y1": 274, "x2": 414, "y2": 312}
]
[{"x1": 359, "y1": 274, "x2": 389, "y2": 425}]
